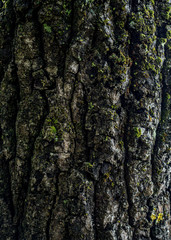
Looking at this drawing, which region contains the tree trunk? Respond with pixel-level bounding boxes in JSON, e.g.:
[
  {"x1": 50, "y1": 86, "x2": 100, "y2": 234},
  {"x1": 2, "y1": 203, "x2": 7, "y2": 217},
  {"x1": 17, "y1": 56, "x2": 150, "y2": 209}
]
[{"x1": 0, "y1": 0, "x2": 170, "y2": 239}]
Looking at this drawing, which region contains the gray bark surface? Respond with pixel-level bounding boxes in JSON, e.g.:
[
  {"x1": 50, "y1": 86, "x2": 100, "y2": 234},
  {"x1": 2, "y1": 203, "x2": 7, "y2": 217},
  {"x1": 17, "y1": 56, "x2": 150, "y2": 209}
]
[{"x1": 0, "y1": 0, "x2": 170, "y2": 239}]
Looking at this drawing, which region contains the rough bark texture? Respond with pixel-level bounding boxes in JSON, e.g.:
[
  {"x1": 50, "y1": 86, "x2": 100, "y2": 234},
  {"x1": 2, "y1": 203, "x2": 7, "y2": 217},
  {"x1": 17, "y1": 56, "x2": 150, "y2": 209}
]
[{"x1": 0, "y1": 0, "x2": 170, "y2": 239}]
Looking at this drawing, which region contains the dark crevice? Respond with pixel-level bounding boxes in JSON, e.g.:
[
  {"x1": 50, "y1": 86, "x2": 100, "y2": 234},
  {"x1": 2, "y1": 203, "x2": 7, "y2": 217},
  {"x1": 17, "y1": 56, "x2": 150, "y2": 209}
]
[
  {"x1": 80, "y1": 170, "x2": 96, "y2": 182},
  {"x1": 0, "y1": 12, "x2": 19, "y2": 239},
  {"x1": 0, "y1": 126, "x2": 2, "y2": 152},
  {"x1": 67, "y1": 0, "x2": 75, "y2": 48},
  {"x1": 151, "y1": 124, "x2": 161, "y2": 191},
  {"x1": 151, "y1": 47, "x2": 169, "y2": 191},
  {"x1": 91, "y1": 24, "x2": 99, "y2": 49},
  {"x1": 0, "y1": 0, "x2": 15, "y2": 82},
  {"x1": 32, "y1": 8, "x2": 53, "y2": 89},
  {"x1": 93, "y1": 181, "x2": 98, "y2": 240},
  {"x1": 150, "y1": 224, "x2": 156, "y2": 240},
  {"x1": 59, "y1": 0, "x2": 76, "y2": 87},
  {"x1": 146, "y1": 197, "x2": 155, "y2": 240},
  {"x1": 120, "y1": 15, "x2": 135, "y2": 225},
  {"x1": 122, "y1": 107, "x2": 133, "y2": 227},
  {"x1": 9, "y1": 5, "x2": 24, "y2": 238},
  {"x1": 82, "y1": 81, "x2": 98, "y2": 238},
  {"x1": 149, "y1": 9, "x2": 170, "y2": 238},
  {"x1": 8, "y1": 61, "x2": 20, "y2": 224},
  {"x1": 46, "y1": 168, "x2": 59, "y2": 240},
  {"x1": 130, "y1": 0, "x2": 139, "y2": 12},
  {"x1": 6, "y1": 161, "x2": 15, "y2": 220},
  {"x1": 121, "y1": 3, "x2": 150, "y2": 230},
  {"x1": 64, "y1": 221, "x2": 70, "y2": 240},
  {"x1": 40, "y1": 90, "x2": 50, "y2": 118},
  {"x1": 30, "y1": 71, "x2": 35, "y2": 93},
  {"x1": 82, "y1": 82, "x2": 91, "y2": 167},
  {"x1": 0, "y1": 155, "x2": 16, "y2": 238},
  {"x1": 69, "y1": 72, "x2": 78, "y2": 166},
  {"x1": 13, "y1": 0, "x2": 32, "y2": 24},
  {"x1": 0, "y1": 68, "x2": 4, "y2": 84},
  {"x1": 5, "y1": 4, "x2": 21, "y2": 237}
]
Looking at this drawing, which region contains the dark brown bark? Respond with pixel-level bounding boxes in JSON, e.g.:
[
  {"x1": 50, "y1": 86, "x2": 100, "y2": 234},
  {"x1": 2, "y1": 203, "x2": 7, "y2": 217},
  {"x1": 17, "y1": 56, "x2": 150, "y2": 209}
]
[{"x1": 0, "y1": 0, "x2": 170, "y2": 239}]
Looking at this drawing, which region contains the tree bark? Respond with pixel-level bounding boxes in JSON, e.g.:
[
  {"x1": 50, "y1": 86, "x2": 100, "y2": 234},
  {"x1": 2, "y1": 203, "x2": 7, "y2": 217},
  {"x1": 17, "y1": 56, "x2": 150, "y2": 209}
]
[{"x1": 0, "y1": 0, "x2": 170, "y2": 239}]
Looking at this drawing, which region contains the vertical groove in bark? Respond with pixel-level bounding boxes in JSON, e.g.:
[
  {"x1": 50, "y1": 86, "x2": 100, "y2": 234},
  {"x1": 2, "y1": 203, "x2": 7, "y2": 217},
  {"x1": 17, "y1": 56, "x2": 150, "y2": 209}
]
[
  {"x1": 32, "y1": 10, "x2": 51, "y2": 90},
  {"x1": 45, "y1": 167, "x2": 59, "y2": 240},
  {"x1": 93, "y1": 181, "x2": 98, "y2": 240},
  {"x1": 0, "y1": 1, "x2": 20, "y2": 238},
  {"x1": 11, "y1": 7, "x2": 21, "y2": 235},
  {"x1": 123, "y1": 108, "x2": 132, "y2": 228},
  {"x1": 8, "y1": 61, "x2": 20, "y2": 231}
]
